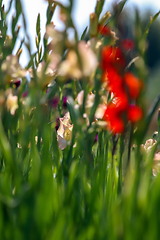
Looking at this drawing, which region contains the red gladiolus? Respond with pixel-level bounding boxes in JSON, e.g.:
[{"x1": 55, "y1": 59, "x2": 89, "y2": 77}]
[
  {"x1": 113, "y1": 47, "x2": 126, "y2": 69},
  {"x1": 127, "y1": 105, "x2": 143, "y2": 124},
  {"x1": 101, "y1": 43, "x2": 143, "y2": 134},
  {"x1": 109, "y1": 117, "x2": 125, "y2": 134},
  {"x1": 120, "y1": 39, "x2": 135, "y2": 51},
  {"x1": 124, "y1": 72, "x2": 142, "y2": 99},
  {"x1": 103, "y1": 103, "x2": 117, "y2": 120},
  {"x1": 100, "y1": 46, "x2": 113, "y2": 71},
  {"x1": 102, "y1": 67, "x2": 124, "y2": 94},
  {"x1": 98, "y1": 24, "x2": 111, "y2": 36},
  {"x1": 103, "y1": 103, "x2": 125, "y2": 134},
  {"x1": 101, "y1": 46, "x2": 126, "y2": 71},
  {"x1": 114, "y1": 91, "x2": 129, "y2": 112}
]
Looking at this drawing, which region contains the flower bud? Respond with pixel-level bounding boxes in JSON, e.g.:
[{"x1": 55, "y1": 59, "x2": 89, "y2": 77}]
[
  {"x1": 95, "y1": 0, "x2": 104, "y2": 17},
  {"x1": 99, "y1": 11, "x2": 111, "y2": 26},
  {"x1": 89, "y1": 13, "x2": 98, "y2": 37}
]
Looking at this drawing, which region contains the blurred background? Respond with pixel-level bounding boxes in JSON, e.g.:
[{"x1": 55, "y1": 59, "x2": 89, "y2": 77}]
[{"x1": 3, "y1": 0, "x2": 160, "y2": 138}]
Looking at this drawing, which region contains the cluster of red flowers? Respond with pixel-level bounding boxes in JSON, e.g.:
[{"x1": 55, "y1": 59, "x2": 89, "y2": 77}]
[{"x1": 99, "y1": 29, "x2": 143, "y2": 134}]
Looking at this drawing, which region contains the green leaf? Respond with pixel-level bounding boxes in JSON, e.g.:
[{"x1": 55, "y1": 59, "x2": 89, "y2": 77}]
[
  {"x1": 142, "y1": 11, "x2": 160, "y2": 53},
  {"x1": 80, "y1": 26, "x2": 88, "y2": 40},
  {"x1": 111, "y1": 0, "x2": 128, "y2": 20},
  {"x1": 95, "y1": 0, "x2": 105, "y2": 18},
  {"x1": 143, "y1": 11, "x2": 160, "y2": 41},
  {"x1": 0, "y1": 117, "x2": 13, "y2": 168},
  {"x1": 67, "y1": 96, "x2": 80, "y2": 128},
  {"x1": 29, "y1": 143, "x2": 41, "y2": 187},
  {"x1": 116, "y1": 0, "x2": 128, "y2": 16},
  {"x1": 46, "y1": 3, "x2": 57, "y2": 25},
  {"x1": 36, "y1": 13, "x2": 40, "y2": 37},
  {"x1": 134, "y1": 92, "x2": 160, "y2": 144}
]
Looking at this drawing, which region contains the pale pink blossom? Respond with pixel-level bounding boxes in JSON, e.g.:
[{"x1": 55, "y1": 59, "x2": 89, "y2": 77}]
[
  {"x1": 57, "y1": 112, "x2": 73, "y2": 150},
  {"x1": 153, "y1": 152, "x2": 160, "y2": 176},
  {"x1": 76, "y1": 90, "x2": 107, "y2": 119},
  {"x1": 78, "y1": 40, "x2": 98, "y2": 77},
  {"x1": 58, "y1": 41, "x2": 98, "y2": 80},
  {"x1": 58, "y1": 50, "x2": 82, "y2": 79},
  {"x1": 29, "y1": 53, "x2": 60, "y2": 87},
  {"x1": 6, "y1": 92, "x2": 18, "y2": 115},
  {"x1": 2, "y1": 55, "x2": 27, "y2": 83}
]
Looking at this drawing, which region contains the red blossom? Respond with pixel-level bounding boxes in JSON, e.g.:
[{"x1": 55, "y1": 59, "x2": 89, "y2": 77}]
[
  {"x1": 109, "y1": 117, "x2": 125, "y2": 134},
  {"x1": 114, "y1": 91, "x2": 129, "y2": 112},
  {"x1": 124, "y1": 72, "x2": 142, "y2": 99},
  {"x1": 102, "y1": 67, "x2": 124, "y2": 93},
  {"x1": 101, "y1": 46, "x2": 126, "y2": 72},
  {"x1": 103, "y1": 102, "x2": 125, "y2": 134},
  {"x1": 103, "y1": 103, "x2": 117, "y2": 121},
  {"x1": 127, "y1": 105, "x2": 143, "y2": 124},
  {"x1": 101, "y1": 43, "x2": 143, "y2": 134},
  {"x1": 98, "y1": 24, "x2": 111, "y2": 36},
  {"x1": 120, "y1": 39, "x2": 135, "y2": 51}
]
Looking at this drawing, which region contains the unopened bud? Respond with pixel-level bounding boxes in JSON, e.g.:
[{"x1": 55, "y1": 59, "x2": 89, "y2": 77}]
[
  {"x1": 99, "y1": 11, "x2": 111, "y2": 25},
  {"x1": 16, "y1": 48, "x2": 23, "y2": 60},
  {"x1": 95, "y1": 0, "x2": 105, "y2": 18},
  {"x1": 89, "y1": 13, "x2": 98, "y2": 37}
]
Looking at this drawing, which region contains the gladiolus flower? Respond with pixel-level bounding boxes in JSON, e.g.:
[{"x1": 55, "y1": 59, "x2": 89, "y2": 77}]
[
  {"x1": 57, "y1": 112, "x2": 73, "y2": 150},
  {"x1": 63, "y1": 96, "x2": 67, "y2": 108},
  {"x1": 102, "y1": 67, "x2": 124, "y2": 94},
  {"x1": 120, "y1": 39, "x2": 135, "y2": 51},
  {"x1": 100, "y1": 42, "x2": 143, "y2": 134},
  {"x1": 22, "y1": 90, "x2": 28, "y2": 98},
  {"x1": 2, "y1": 55, "x2": 27, "y2": 83},
  {"x1": 103, "y1": 103, "x2": 125, "y2": 134},
  {"x1": 127, "y1": 105, "x2": 143, "y2": 124},
  {"x1": 101, "y1": 46, "x2": 126, "y2": 71},
  {"x1": 103, "y1": 102, "x2": 117, "y2": 120},
  {"x1": 48, "y1": 96, "x2": 59, "y2": 108},
  {"x1": 124, "y1": 72, "x2": 142, "y2": 99},
  {"x1": 59, "y1": 41, "x2": 98, "y2": 80},
  {"x1": 10, "y1": 79, "x2": 21, "y2": 89},
  {"x1": 29, "y1": 60, "x2": 57, "y2": 87},
  {"x1": 114, "y1": 91, "x2": 129, "y2": 112},
  {"x1": 6, "y1": 93, "x2": 18, "y2": 115},
  {"x1": 98, "y1": 24, "x2": 111, "y2": 36},
  {"x1": 95, "y1": 104, "x2": 107, "y2": 119},
  {"x1": 109, "y1": 117, "x2": 125, "y2": 134}
]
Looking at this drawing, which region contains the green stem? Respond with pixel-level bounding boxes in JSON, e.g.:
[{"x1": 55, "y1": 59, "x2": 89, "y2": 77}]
[
  {"x1": 58, "y1": 86, "x2": 63, "y2": 117},
  {"x1": 118, "y1": 134, "x2": 124, "y2": 194},
  {"x1": 127, "y1": 124, "x2": 133, "y2": 168}
]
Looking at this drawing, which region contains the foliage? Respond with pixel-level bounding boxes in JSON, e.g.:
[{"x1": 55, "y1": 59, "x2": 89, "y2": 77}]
[{"x1": 0, "y1": 0, "x2": 160, "y2": 239}]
